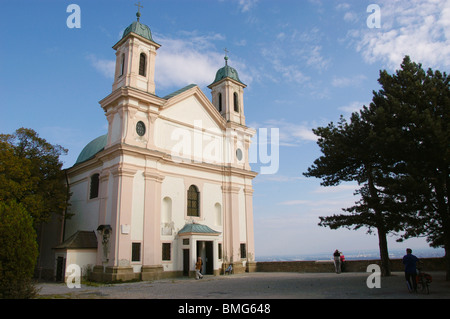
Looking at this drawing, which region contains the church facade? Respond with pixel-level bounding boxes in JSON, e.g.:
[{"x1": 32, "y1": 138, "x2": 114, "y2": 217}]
[{"x1": 40, "y1": 15, "x2": 257, "y2": 282}]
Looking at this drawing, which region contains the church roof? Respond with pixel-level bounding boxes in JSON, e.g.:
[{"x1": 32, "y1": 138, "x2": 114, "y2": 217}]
[
  {"x1": 178, "y1": 223, "x2": 221, "y2": 236},
  {"x1": 209, "y1": 57, "x2": 246, "y2": 87},
  {"x1": 75, "y1": 134, "x2": 107, "y2": 165},
  {"x1": 162, "y1": 84, "x2": 197, "y2": 100},
  {"x1": 122, "y1": 20, "x2": 155, "y2": 43},
  {"x1": 54, "y1": 231, "x2": 97, "y2": 250}
]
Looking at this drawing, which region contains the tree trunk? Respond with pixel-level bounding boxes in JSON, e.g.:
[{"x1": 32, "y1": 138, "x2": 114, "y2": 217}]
[
  {"x1": 367, "y1": 167, "x2": 391, "y2": 276},
  {"x1": 377, "y1": 227, "x2": 391, "y2": 276},
  {"x1": 445, "y1": 246, "x2": 450, "y2": 281}
]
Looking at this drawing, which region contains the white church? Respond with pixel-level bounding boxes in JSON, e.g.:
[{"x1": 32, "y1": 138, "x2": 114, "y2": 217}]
[{"x1": 38, "y1": 11, "x2": 257, "y2": 282}]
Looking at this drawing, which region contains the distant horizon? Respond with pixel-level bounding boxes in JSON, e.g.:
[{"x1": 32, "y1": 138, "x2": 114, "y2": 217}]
[{"x1": 256, "y1": 246, "x2": 446, "y2": 262}]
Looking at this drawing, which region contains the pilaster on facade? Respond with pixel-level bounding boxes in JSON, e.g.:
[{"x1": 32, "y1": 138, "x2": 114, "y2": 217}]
[{"x1": 142, "y1": 168, "x2": 165, "y2": 272}]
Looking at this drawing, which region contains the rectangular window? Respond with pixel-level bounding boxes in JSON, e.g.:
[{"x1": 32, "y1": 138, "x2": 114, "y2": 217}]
[
  {"x1": 218, "y1": 243, "x2": 223, "y2": 260},
  {"x1": 162, "y1": 243, "x2": 171, "y2": 261},
  {"x1": 132, "y1": 243, "x2": 141, "y2": 262},
  {"x1": 240, "y1": 243, "x2": 246, "y2": 259},
  {"x1": 183, "y1": 238, "x2": 189, "y2": 246},
  {"x1": 139, "y1": 53, "x2": 146, "y2": 76},
  {"x1": 89, "y1": 173, "x2": 100, "y2": 199}
]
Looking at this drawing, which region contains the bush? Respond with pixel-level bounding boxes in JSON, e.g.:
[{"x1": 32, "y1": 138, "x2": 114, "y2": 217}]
[{"x1": 0, "y1": 200, "x2": 39, "y2": 298}]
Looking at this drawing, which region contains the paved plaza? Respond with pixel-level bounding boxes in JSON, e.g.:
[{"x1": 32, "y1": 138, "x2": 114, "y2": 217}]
[{"x1": 36, "y1": 271, "x2": 450, "y2": 299}]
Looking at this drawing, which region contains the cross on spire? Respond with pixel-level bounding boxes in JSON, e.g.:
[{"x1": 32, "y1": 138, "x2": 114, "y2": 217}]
[
  {"x1": 135, "y1": 1, "x2": 143, "y2": 21},
  {"x1": 224, "y1": 48, "x2": 229, "y2": 65}
]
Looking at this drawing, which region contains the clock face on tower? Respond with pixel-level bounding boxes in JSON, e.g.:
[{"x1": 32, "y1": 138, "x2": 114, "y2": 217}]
[{"x1": 136, "y1": 121, "x2": 146, "y2": 136}]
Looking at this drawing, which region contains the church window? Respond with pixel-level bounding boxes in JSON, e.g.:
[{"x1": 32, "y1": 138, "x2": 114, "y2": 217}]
[
  {"x1": 89, "y1": 173, "x2": 100, "y2": 199},
  {"x1": 139, "y1": 53, "x2": 147, "y2": 76},
  {"x1": 187, "y1": 185, "x2": 200, "y2": 217},
  {"x1": 218, "y1": 93, "x2": 222, "y2": 112},
  {"x1": 233, "y1": 92, "x2": 239, "y2": 113},
  {"x1": 120, "y1": 53, "x2": 125, "y2": 76},
  {"x1": 218, "y1": 243, "x2": 223, "y2": 260},
  {"x1": 131, "y1": 243, "x2": 141, "y2": 262},
  {"x1": 136, "y1": 121, "x2": 146, "y2": 136},
  {"x1": 215, "y1": 203, "x2": 222, "y2": 226},
  {"x1": 236, "y1": 148, "x2": 243, "y2": 161},
  {"x1": 162, "y1": 243, "x2": 171, "y2": 261},
  {"x1": 240, "y1": 243, "x2": 247, "y2": 259}
]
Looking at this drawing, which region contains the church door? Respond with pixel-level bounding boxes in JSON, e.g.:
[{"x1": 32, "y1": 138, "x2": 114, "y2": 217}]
[
  {"x1": 196, "y1": 241, "x2": 214, "y2": 275},
  {"x1": 183, "y1": 249, "x2": 189, "y2": 276},
  {"x1": 56, "y1": 256, "x2": 66, "y2": 282}
]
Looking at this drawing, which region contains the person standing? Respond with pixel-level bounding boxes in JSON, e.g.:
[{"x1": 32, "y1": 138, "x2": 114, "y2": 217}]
[
  {"x1": 333, "y1": 249, "x2": 341, "y2": 274},
  {"x1": 402, "y1": 248, "x2": 419, "y2": 292},
  {"x1": 195, "y1": 257, "x2": 203, "y2": 280},
  {"x1": 340, "y1": 252, "x2": 346, "y2": 272}
]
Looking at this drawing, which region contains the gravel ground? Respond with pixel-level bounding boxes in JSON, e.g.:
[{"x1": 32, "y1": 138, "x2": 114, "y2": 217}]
[{"x1": 36, "y1": 271, "x2": 450, "y2": 299}]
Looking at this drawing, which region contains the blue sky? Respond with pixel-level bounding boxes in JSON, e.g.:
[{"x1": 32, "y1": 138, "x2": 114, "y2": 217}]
[{"x1": 1, "y1": 0, "x2": 449, "y2": 258}]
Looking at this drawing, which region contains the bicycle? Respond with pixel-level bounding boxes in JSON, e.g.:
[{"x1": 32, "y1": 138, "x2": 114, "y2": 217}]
[{"x1": 416, "y1": 266, "x2": 432, "y2": 294}]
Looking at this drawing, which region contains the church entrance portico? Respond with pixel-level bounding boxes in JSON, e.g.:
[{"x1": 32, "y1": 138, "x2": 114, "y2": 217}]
[
  {"x1": 178, "y1": 223, "x2": 221, "y2": 277},
  {"x1": 197, "y1": 240, "x2": 214, "y2": 275}
]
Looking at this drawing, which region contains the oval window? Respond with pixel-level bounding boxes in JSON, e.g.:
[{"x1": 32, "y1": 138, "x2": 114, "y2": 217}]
[
  {"x1": 136, "y1": 121, "x2": 146, "y2": 136},
  {"x1": 236, "y1": 148, "x2": 243, "y2": 161}
]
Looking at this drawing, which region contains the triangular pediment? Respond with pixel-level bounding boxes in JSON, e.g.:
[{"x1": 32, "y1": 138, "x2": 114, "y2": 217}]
[{"x1": 160, "y1": 84, "x2": 226, "y2": 131}]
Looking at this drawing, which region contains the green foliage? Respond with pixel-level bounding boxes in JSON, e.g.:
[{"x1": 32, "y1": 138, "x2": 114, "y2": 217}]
[
  {"x1": 0, "y1": 200, "x2": 39, "y2": 298},
  {"x1": 0, "y1": 128, "x2": 69, "y2": 227},
  {"x1": 304, "y1": 56, "x2": 450, "y2": 277}
]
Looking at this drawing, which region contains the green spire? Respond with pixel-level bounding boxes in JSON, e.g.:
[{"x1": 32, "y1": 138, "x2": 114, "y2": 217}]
[{"x1": 208, "y1": 51, "x2": 246, "y2": 87}]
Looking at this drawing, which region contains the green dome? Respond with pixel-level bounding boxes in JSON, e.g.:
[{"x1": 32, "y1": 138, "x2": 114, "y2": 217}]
[
  {"x1": 210, "y1": 62, "x2": 245, "y2": 87},
  {"x1": 75, "y1": 135, "x2": 107, "y2": 165},
  {"x1": 122, "y1": 21, "x2": 154, "y2": 42}
]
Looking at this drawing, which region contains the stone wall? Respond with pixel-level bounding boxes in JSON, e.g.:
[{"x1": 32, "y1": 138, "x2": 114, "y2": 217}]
[{"x1": 255, "y1": 257, "x2": 446, "y2": 273}]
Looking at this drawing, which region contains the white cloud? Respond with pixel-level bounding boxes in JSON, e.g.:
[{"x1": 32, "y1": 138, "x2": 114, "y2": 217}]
[
  {"x1": 332, "y1": 75, "x2": 367, "y2": 88},
  {"x1": 255, "y1": 175, "x2": 306, "y2": 183},
  {"x1": 305, "y1": 45, "x2": 331, "y2": 71},
  {"x1": 251, "y1": 119, "x2": 318, "y2": 146},
  {"x1": 261, "y1": 48, "x2": 311, "y2": 85},
  {"x1": 351, "y1": 0, "x2": 450, "y2": 70},
  {"x1": 86, "y1": 54, "x2": 115, "y2": 79},
  {"x1": 156, "y1": 33, "x2": 252, "y2": 89},
  {"x1": 155, "y1": 35, "x2": 223, "y2": 89},
  {"x1": 312, "y1": 184, "x2": 359, "y2": 194},
  {"x1": 338, "y1": 101, "x2": 370, "y2": 114},
  {"x1": 87, "y1": 31, "x2": 254, "y2": 91},
  {"x1": 343, "y1": 11, "x2": 358, "y2": 23},
  {"x1": 238, "y1": 0, "x2": 259, "y2": 12},
  {"x1": 335, "y1": 3, "x2": 350, "y2": 11}
]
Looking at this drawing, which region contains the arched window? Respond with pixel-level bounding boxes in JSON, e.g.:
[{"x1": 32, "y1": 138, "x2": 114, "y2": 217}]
[
  {"x1": 187, "y1": 185, "x2": 200, "y2": 217},
  {"x1": 162, "y1": 197, "x2": 172, "y2": 223},
  {"x1": 233, "y1": 92, "x2": 239, "y2": 113},
  {"x1": 89, "y1": 173, "x2": 100, "y2": 199},
  {"x1": 162, "y1": 197, "x2": 173, "y2": 235},
  {"x1": 215, "y1": 203, "x2": 222, "y2": 226},
  {"x1": 218, "y1": 93, "x2": 222, "y2": 112},
  {"x1": 120, "y1": 53, "x2": 125, "y2": 76},
  {"x1": 139, "y1": 53, "x2": 147, "y2": 76}
]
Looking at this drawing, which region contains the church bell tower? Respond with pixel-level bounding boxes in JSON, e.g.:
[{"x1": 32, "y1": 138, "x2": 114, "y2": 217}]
[
  {"x1": 208, "y1": 54, "x2": 247, "y2": 125},
  {"x1": 112, "y1": 6, "x2": 161, "y2": 94}
]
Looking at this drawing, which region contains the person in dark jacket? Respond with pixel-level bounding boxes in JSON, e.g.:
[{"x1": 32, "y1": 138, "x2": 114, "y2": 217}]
[{"x1": 403, "y1": 248, "x2": 419, "y2": 292}]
